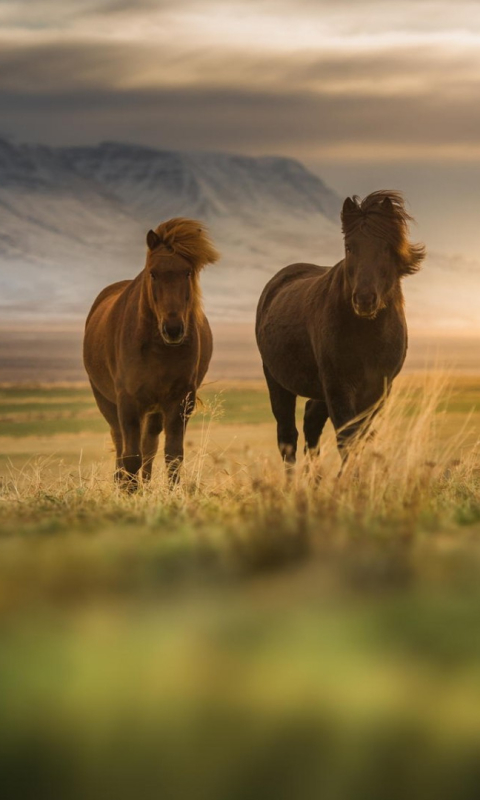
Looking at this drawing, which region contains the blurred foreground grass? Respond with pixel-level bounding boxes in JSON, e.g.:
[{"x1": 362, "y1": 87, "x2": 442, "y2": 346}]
[{"x1": 3, "y1": 375, "x2": 480, "y2": 798}]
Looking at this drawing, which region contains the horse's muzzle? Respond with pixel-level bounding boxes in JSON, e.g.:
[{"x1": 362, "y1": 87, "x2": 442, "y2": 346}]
[
  {"x1": 161, "y1": 322, "x2": 186, "y2": 346},
  {"x1": 352, "y1": 292, "x2": 379, "y2": 319},
  {"x1": 353, "y1": 304, "x2": 378, "y2": 320}
]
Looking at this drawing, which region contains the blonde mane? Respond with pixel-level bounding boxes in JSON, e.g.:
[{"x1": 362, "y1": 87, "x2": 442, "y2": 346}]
[
  {"x1": 341, "y1": 190, "x2": 426, "y2": 275},
  {"x1": 153, "y1": 218, "x2": 220, "y2": 271},
  {"x1": 148, "y1": 218, "x2": 219, "y2": 326}
]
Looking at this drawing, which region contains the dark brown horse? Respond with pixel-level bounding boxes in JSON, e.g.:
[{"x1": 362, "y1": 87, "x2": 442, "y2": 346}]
[
  {"x1": 256, "y1": 191, "x2": 425, "y2": 467},
  {"x1": 83, "y1": 218, "x2": 219, "y2": 488}
]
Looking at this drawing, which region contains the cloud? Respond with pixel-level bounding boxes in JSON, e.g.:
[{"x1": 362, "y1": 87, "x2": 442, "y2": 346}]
[
  {"x1": 1, "y1": 0, "x2": 479, "y2": 160},
  {"x1": 2, "y1": 80, "x2": 480, "y2": 162}
]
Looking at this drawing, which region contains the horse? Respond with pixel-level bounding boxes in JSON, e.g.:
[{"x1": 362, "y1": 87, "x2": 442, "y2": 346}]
[
  {"x1": 255, "y1": 190, "x2": 425, "y2": 469},
  {"x1": 83, "y1": 218, "x2": 220, "y2": 489}
]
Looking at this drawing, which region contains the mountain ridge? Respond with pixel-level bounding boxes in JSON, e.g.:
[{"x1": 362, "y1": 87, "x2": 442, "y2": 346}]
[
  {"x1": 1, "y1": 138, "x2": 474, "y2": 331},
  {"x1": 0, "y1": 137, "x2": 342, "y2": 320}
]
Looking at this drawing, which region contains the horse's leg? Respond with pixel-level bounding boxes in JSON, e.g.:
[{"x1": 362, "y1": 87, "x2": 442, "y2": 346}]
[
  {"x1": 334, "y1": 415, "x2": 362, "y2": 463},
  {"x1": 263, "y1": 364, "x2": 298, "y2": 469},
  {"x1": 117, "y1": 394, "x2": 142, "y2": 491},
  {"x1": 89, "y1": 383, "x2": 123, "y2": 482},
  {"x1": 141, "y1": 412, "x2": 163, "y2": 483},
  {"x1": 323, "y1": 383, "x2": 361, "y2": 465},
  {"x1": 303, "y1": 399, "x2": 329, "y2": 456},
  {"x1": 164, "y1": 392, "x2": 195, "y2": 486},
  {"x1": 332, "y1": 380, "x2": 391, "y2": 463},
  {"x1": 327, "y1": 393, "x2": 383, "y2": 472},
  {"x1": 110, "y1": 426, "x2": 124, "y2": 483},
  {"x1": 302, "y1": 399, "x2": 329, "y2": 482}
]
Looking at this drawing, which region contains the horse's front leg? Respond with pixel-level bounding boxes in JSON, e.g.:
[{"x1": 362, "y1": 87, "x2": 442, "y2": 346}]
[
  {"x1": 324, "y1": 385, "x2": 363, "y2": 464},
  {"x1": 117, "y1": 393, "x2": 142, "y2": 491},
  {"x1": 327, "y1": 386, "x2": 383, "y2": 466},
  {"x1": 141, "y1": 412, "x2": 163, "y2": 483},
  {"x1": 164, "y1": 392, "x2": 195, "y2": 487}
]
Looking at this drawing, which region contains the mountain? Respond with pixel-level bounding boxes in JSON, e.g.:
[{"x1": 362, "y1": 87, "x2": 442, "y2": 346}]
[
  {"x1": 0, "y1": 138, "x2": 341, "y2": 321},
  {"x1": 0, "y1": 138, "x2": 476, "y2": 330},
  {"x1": 58, "y1": 142, "x2": 341, "y2": 222}
]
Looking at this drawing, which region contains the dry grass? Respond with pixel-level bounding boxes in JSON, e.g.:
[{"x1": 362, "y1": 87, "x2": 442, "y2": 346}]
[
  {"x1": 3, "y1": 373, "x2": 480, "y2": 798},
  {"x1": 1, "y1": 372, "x2": 480, "y2": 602},
  {"x1": 1, "y1": 372, "x2": 477, "y2": 519}
]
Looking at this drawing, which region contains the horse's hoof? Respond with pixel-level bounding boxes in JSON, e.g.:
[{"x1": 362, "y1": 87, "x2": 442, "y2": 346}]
[{"x1": 114, "y1": 470, "x2": 139, "y2": 492}]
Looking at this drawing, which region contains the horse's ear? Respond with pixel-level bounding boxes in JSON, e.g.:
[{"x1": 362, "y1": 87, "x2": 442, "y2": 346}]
[
  {"x1": 381, "y1": 196, "x2": 394, "y2": 213},
  {"x1": 342, "y1": 197, "x2": 357, "y2": 217},
  {"x1": 146, "y1": 230, "x2": 161, "y2": 250}
]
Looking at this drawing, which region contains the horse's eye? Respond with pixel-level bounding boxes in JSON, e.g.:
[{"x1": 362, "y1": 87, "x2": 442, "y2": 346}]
[
  {"x1": 150, "y1": 273, "x2": 157, "y2": 281},
  {"x1": 187, "y1": 271, "x2": 192, "y2": 279},
  {"x1": 345, "y1": 245, "x2": 352, "y2": 254}
]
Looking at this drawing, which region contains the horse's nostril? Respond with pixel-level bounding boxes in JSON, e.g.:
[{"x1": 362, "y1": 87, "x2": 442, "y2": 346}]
[
  {"x1": 354, "y1": 292, "x2": 377, "y2": 307},
  {"x1": 163, "y1": 323, "x2": 184, "y2": 341}
]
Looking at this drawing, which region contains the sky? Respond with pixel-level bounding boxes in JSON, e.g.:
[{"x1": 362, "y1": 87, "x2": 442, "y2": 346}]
[{"x1": 1, "y1": 0, "x2": 480, "y2": 255}]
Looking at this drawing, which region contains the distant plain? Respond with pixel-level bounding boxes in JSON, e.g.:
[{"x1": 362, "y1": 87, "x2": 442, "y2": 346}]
[{"x1": 3, "y1": 322, "x2": 480, "y2": 383}]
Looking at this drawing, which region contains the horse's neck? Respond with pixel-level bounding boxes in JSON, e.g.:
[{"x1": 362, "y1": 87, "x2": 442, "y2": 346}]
[
  {"x1": 189, "y1": 275, "x2": 204, "y2": 327},
  {"x1": 330, "y1": 261, "x2": 351, "y2": 309},
  {"x1": 189, "y1": 298, "x2": 203, "y2": 327},
  {"x1": 136, "y1": 278, "x2": 157, "y2": 339}
]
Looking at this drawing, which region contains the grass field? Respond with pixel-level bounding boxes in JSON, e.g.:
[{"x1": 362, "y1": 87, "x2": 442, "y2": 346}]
[{"x1": 3, "y1": 376, "x2": 480, "y2": 798}]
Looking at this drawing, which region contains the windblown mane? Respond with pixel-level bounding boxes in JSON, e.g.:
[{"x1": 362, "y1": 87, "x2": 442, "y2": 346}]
[
  {"x1": 148, "y1": 217, "x2": 219, "y2": 327},
  {"x1": 341, "y1": 190, "x2": 426, "y2": 275},
  {"x1": 153, "y1": 218, "x2": 220, "y2": 270}
]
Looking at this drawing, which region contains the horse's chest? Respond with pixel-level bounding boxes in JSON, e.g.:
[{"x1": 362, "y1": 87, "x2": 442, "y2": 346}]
[
  {"x1": 124, "y1": 347, "x2": 197, "y2": 403},
  {"x1": 334, "y1": 338, "x2": 402, "y2": 411},
  {"x1": 347, "y1": 337, "x2": 402, "y2": 376},
  {"x1": 337, "y1": 329, "x2": 405, "y2": 405},
  {"x1": 134, "y1": 377, "x2": 194, "y2": 414}
]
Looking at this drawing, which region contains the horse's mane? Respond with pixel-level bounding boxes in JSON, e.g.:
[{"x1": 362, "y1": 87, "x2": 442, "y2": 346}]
[
  {"x1": 153, "y1": 218, "x2": 220, "y2": 270},
  {"x1": 148, "y1": 218, "x2": 219, "y2": 327},
  {"x1": 341, "y1": 190, "x2": 426, "y2": 275}
]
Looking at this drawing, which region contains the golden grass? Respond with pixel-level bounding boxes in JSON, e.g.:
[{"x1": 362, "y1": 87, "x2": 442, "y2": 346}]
[
  {"x1": 3, "y1": 373, "x2": 480, "y2": 799},
  {"x1": 1, "y1": 371, "x2": 480, "y2": 594},
  {"x1": 0, "y1": 372, "x2": 478, "y2": 516}
]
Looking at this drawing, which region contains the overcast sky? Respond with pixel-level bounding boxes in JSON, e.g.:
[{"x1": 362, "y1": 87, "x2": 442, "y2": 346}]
[{"x1": 1, "y1": 0, "x2": 479, "y2": 254}]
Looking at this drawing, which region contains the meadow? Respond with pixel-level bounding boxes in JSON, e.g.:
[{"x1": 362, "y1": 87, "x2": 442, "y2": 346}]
[{"x1": 3, "y1": 375, "x2": 480, "y2": 798}]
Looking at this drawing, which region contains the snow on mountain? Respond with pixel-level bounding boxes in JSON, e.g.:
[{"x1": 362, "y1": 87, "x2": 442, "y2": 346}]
[
  {"x1": 0, "y1": 138, "x2": 342, "y2": 321},
  {"x1": 0, "y1": 138, "x2": 142, "y2": 314},
  {"x1": 57, "y1": 142, "x2": 341, "y2": 223},
  {"x1": 0, "y1": 138, "x2": 477, "y2": 330}
]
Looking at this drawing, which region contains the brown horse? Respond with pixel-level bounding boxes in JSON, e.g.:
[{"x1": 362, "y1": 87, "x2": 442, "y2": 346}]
[
  {"x1": 256, "y1": 191, "x2": 425, "y2": 467},
  {"x1": 83, "y1": 218, "x2": 220, "y2": 488}
]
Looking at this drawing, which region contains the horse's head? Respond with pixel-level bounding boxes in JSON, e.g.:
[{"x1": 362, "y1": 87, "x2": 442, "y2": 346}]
[
  {"x1": 143, "y1": 219, "x2": 220, "y2": 346},
  {"x1": 341, "y1": 192, "x2": 425, "y2": 320},
  {"x1": 145, "y1": 230, "x2": 194, "y2": 345}
]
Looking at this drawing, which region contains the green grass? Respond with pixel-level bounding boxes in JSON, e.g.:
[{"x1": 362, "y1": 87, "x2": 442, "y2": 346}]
[
  {"x1": 0, "y1": 386, "x2": 91, "y2": 398},
  {"x1": 2, "y1": 378, "x2": 479, "y2": 439},
  {"x1": 0, "y1": 383, "x2": 276, "y2": 436},
  {"x1": 2, "y1": 374, "x2": 480, "y2": 798},
  {"x1": 4, "y1": 592, "x2": 480, "y2": 800},
  {"x1": 0, "y1": 401, "x2": 94, "y2": 414}
]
